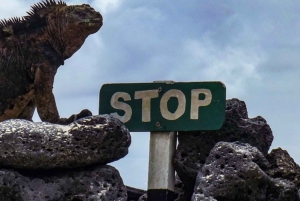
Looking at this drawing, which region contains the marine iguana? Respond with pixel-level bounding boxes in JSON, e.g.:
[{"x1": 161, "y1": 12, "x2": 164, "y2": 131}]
[{"x1": 0, "y1": 0, "x2": 102, "y2": 124}]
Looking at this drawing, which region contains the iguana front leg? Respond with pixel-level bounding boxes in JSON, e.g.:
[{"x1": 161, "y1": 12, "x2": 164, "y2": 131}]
[
  {"x1": 34, "y1": 66, "x2": 60, "y2": 123},
  {"x1": 34, "y1": 66, "x2": 92, "y2": 124}
]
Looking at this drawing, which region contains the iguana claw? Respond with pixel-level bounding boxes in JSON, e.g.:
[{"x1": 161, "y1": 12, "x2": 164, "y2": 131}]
[{"x1": 56, "y1": 109, "x2": 93, "y2": 125}]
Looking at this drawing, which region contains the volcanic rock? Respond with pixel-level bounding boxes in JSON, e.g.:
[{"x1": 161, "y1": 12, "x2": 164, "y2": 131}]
[
  {"x1": 0, "y1": 115, "x2": 131, "y2": 169},
  {"x1": 191, "y1": 142, "x2": 270, "y2": 201},
  {"x1": 191, "y1": 142, "x2": 300, "y2": 201},
  {"x1": 127, "y1": 186, "x2": 146, "y2": 201},
  {"x1": 266, "y1": 148, "x2": 300, "y2": 188},
  {"x1": 138, "y1": 194, "x2": 147, "y2": 201},
  {"x1": 0, "y1": 165, "x2": 127, "y2": 201},
  {"x1": 174, "y1": 174, "x2": 185, "y2": 201},
  {"x1": 174, "y1": 98, "x2": 273, "y2": 200},
  {"x1": 267, "y1": 178, "x2": 299, "y2": 201}
]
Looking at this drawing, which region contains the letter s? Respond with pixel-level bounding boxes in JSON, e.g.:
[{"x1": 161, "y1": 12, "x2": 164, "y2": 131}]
[{"x1": 110, "y1": 92, "x2": 132, "y2": 123}]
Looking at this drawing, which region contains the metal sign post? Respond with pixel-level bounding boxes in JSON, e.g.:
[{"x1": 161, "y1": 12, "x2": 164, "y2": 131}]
[
  {"x1": 147, "y1": 131, "x2": 177, "y2": 200},
  {"x1": 99, "y1": 81, "x2": 226, "y2": 201}
]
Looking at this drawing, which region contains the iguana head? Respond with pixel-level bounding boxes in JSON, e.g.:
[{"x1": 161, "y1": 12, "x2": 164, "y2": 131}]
[
  {"x1": 0, "y1": 0, "x2": 103, "y2": 60},
  {"x1": 62, "y1": 4, "x2": 103, "y2": 33},
  {"x1": 44, "y1": 1, "x2": 103, "y2": 59}
]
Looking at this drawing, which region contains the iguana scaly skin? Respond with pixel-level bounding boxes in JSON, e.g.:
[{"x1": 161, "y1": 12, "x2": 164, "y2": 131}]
[{"x1": 0, "y1": 0, "x2": 102, "y2": 124}]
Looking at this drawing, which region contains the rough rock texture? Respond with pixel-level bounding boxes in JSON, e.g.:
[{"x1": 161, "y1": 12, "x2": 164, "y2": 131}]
[
  {"x1": 267, "y1": 178, "x2": 299, "y2": 201},
  {"x1": 0, "y1": 165, "x2": 127, "y2": 201},
  {"x1": 126, "y1": 186, "x2": 146, "y2": 201},
  {"x1": 191, "y1": 142, "x2": 300, "y2": 201},
  {"x1": 192, "y1": 142, "x2": 270, "y2": 201},
  {"x1": 266, "y1": 148, "x2": 300, "y2": 188},
  {"x1": 0, "y1": 115, "x2": 131, "y2": 169},
  {"x1": 192, "y1": 194, "x2": 217, "y2": 201},
  {"x1": 174, "y1": 174, "x2": 185, "y2": 201},
  {"x1": 138, "y1": 194, "x2": 147, "y2": 201},
  {"x1": 174, "y1": 98, "x2": 273, "y2": 200}
]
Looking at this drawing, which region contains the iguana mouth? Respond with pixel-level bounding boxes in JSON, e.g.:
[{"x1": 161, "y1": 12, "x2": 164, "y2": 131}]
[{"x1": 79, "y1": 18, "x2": 102, "y2": 25}]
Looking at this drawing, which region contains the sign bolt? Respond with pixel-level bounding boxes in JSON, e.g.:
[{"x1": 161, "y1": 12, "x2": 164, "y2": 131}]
[{"x1": 156, "y1": 122, "x2": 161, "y2": 127}]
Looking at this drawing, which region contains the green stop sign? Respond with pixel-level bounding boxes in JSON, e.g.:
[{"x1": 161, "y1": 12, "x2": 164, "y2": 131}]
[{"x1": 99, "y1": 81, "x2": 226, "y2": 132}]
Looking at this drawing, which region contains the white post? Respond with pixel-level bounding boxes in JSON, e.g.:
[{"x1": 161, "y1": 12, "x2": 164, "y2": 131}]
[{"x1": 147, "y1": 131, "x2": 177, "y2": 201}]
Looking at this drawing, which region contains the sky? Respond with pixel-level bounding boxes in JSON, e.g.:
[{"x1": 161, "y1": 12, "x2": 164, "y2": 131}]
[{"x1": 1, "y1": 0, "x2": 300, "y2": 190}]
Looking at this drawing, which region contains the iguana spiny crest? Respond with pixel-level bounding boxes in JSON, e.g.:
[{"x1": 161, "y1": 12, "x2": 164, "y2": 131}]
[{"x1": 0, "y1": 0, "x2": 103, "y2": 124}]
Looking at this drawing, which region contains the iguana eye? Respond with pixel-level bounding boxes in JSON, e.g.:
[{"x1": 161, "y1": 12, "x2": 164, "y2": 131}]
[{"x1": 76, "y1": 11, "x2": 87, "y2": 18}]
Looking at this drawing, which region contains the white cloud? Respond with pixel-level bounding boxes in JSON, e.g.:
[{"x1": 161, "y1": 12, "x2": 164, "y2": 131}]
[
  {"x1": 90, "y1": 0, "x2": 124, "y2": 15},
  {"x1": 165, "y1": 38, "x2": 264, "y2": 97}
]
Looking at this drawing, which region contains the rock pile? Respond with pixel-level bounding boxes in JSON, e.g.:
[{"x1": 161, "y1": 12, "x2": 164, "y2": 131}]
[
  {"x1": 0, "y1": 115, "x2": 131, "y2": 201},
  {"x1": 192, "y1": 142, "x2": 299, "y2": 201},
  {"x1": 2, "y1": 98, "x2": 297, "y2": 201},
  {"x1": 171, "y1": 98, "x2": 300, "y2": 201}
]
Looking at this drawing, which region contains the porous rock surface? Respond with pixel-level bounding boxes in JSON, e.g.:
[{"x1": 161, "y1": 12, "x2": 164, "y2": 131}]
[
  {"x1": 266, "y1": 148, "x2": 300, "y2": 188},
  {"x1": 174, "y1": 98, "x2": 273, "y2": 199},
  {"x1": 191, "y1": 142, "x2": 300, "y2": 201},
  {"x1": 126, "y1": 186, "x2": 146, "y2": 201},
  {"x1": 267, "y1": 178, "x2": 300, "y2": 201},
  {"x1": 0, "y1": 115, "x2": 131, "y2": 169},
  {"x1": 0, "y1": 165, "x2": 127, "y2": 201},
  {"x1": 138, "y1": 194, "x2": 147, "y2": 201},
  {"x1": 174, "y1": 174, "x2": 185, "y2": 201}
]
